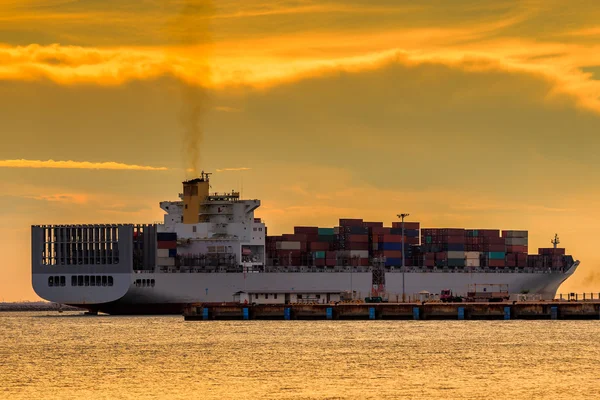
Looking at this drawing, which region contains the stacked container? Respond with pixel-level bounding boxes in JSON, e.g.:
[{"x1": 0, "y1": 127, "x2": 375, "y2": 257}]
[
  {"x1": 421, "y1": 228, "x2": 465, "y2": 268},
  {"x1": 157, "y1": 232, "x2": 177, "y2": 266}
]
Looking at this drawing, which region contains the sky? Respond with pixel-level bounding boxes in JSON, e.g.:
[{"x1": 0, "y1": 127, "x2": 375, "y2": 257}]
[{"x1": 1, "y1": 0, "x2": 600, "y2": 301}]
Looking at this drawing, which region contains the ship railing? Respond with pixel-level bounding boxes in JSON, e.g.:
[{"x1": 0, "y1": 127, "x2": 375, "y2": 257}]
[{"x1": 555, "y1": 293, "x2": 600, "y2": 301}]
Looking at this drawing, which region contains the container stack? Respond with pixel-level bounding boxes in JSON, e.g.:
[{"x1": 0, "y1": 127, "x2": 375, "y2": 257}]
[
  {"x1": 337, "y1": 219, "x2": 369, "y2": 266},
  {"x1": 502, "y1": 230, "x2": 528, "y2": 268},
  {"x1": 157, "y1": 232, "x2": 177, "y2": 267},
  {"x1": 538, "y1": 247, "x2": 567, "y2": 269},
  {"x1": 421, "y1": 228, "x2": 465, "y2": 268},
  {"x1": 465, "y1": 230, "x2": 505, "y2": 268}
]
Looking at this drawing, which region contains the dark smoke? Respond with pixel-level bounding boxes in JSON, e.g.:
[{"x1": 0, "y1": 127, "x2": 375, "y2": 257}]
[{"x1": 168, "y1": 0, "x2": 214, "y2": 177}]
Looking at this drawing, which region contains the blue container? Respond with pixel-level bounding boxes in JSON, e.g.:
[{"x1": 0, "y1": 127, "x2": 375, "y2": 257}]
[
  {"x1": 202, "y1": 308, "x2": 209, "y2": 320},
  {"x1": 326, "y1": 307, "x2": 333, "y2": 320},
  {"x1": 381, "y1": 242, "x2": 402, "y2": 251},
  {"x1": 446, "y1": 243, "x2": 465, "y2": 251},
  {"x1": 243, "y1": 308, "x2": 249, "y2": 320},
  {"x1": 490, "y1": 252, "x2": 506, "y2": 260},
  {"x1": 504, "y1": 307, "x2": 511, "y2": 320},
  {"x1": 447, "y1": 258, "x2": 465, "y2": 267},
  {"x1": 413, "y1": 307, "x2": 420, "y2": 320},
  {"x1": 157, "y1": 232, "x2": 177, "y2": 241},
  {"x1": 284, "y1": 308, "x2": 291, "y2": 320},
  {"x1": 369, "y1": 307, "x2": 375, "y2": 320},
  {"x1": 458, "y1": 307, "x2": 465, "y2": 320},
  {"x1": 385, "y1": 258, "x2": 403, "y2": 266},
  {"x1": 405, "y1": 229, "x2": 420, "y2": 238},
  {"x1": 168, "y1": 249, "x2": 177, "y2": 258}
]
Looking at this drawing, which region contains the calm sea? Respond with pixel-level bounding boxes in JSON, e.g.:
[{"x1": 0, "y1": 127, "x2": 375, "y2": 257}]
[{"x1": 0, "y1": 312, "x2": 599, "y2": 399}]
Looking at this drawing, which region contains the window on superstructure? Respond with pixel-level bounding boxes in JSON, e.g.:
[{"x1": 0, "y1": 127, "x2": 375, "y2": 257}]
[
  {"x1": 193, "y1": 226, "x2": 196, "y2": 233},
  {"x1": 265, "y1": 294, "x2": 269, "y2": 299},
  {"x1": 84, "y1": 276, "x2": 90, "y2": 286},
  {"x1": 108, "y1": 276, "x2": 113, "y2": 286},
  {"x1": 91, "y1": 276, "x2": 96, "y2": 286},
  {"x1": 77, "y1": 276, "x2": 83, "y2": 286},
  {"x1": 255, "y1": 294, "x2": 258, "y2": 300},
  {"x1": 60, "y1": 276, "x2": 66, "y2": 287},
  {"x1": 48, "y1": 276, "x2": 54, "y2": 287},
  {"x1": 151, "y1": 279, "x2": 155, "y2": 287},
  {"x1": 274, "y1": 294, "x2": 277, "y2": 299},
  {"x1": 71, "y1": 276, "x2": 77, "y2": 286},
  {"x1": 102, "y1": 276, "x2": 107, "y2": 286}
]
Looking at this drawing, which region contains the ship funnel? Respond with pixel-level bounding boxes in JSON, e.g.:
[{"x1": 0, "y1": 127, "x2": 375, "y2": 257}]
[{"x1": 182, "y1": 172, "x2": 210, "y2": 224}]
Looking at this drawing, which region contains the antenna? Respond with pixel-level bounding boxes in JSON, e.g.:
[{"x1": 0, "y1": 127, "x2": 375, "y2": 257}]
[{"x1": 551, "y1": 234, "x2": 560, "y2": 249}]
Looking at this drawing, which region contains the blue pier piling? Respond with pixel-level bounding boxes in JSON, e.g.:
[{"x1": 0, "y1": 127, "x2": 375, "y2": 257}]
[
  {"x1": 458, "y1": 307, "x2": 465, "y2": 320},
  {"x1": 551, "y1": 306, "x2": 558, "y2": 320},
  {"x1": 243, "y1": 308, "x2": 249, "y2": 320},
  {"x1": 413, "y1": 307, "x2": 420, "y2": 320},
  {"x1": 284, "y1": 308, "x2": 291, "y2": 320},
  {"x1": 369, "y1": 307, "x2": 375, "y2": 320},
  {"x1": 202, "y1": 308, "x2": 209, "y2": 320},
  {"x1": 504, "y1": 306, "x2": 511, "y2": 320},
  {"x1": 326, "y1": 307, "x2": 333, "y2": 320}
]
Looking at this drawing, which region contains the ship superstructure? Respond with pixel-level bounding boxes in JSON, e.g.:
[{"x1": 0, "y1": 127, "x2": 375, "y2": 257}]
[{"x1": 31, "y1": 173, "x2": 580, "y2": 314}]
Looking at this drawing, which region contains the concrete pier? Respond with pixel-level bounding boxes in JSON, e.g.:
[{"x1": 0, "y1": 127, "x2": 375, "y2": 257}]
[{"x1": 184, "y1": 302, "x2": 600, "y2": 321}]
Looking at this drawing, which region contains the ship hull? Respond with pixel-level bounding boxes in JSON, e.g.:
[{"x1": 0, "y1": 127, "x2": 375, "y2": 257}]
[{"x1": 40, "y1": 264, "x2": 578, "y2": 314}]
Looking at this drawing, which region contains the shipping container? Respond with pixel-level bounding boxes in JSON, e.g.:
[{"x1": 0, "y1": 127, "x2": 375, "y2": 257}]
[
  {"x1": 447, "y1": 251, "x2": 465, "y2": 259},
  {"x1": 318, "y1": 228, "x2": 335, "y2": 236},
  {"x1": 326, "y1": 251, "x2": 337, "y2": 259},
  {"x1": 157, "y1": 249, "x2": 170, "y2": 258},
  {"x1": 348, "y1": 234, "x2": 369, "y2": 243},
  {"x1": 488, "y1": 259, "x2": 506, "y2": 267},
  {"x1": 157, "y1": 241, "x2": 177, "y2": 250},
  {"x1": 168, "y1": 249, "x2": 177, "y2": 258},
  {"x1": 157, "y1": 257, "x2": 175, "y2": 266},
  {"x1": 489, "y1": 252, "x2": 506, "y2": 260},
  {"x1": 447, "y1": 258, "x2": 465, "y2": 267},
  {"x1": 282, "y1": 234, "x2": 308, "y2": 242},
  {"x1": 506, "y1": 245, "x2": 528, "y2": 254},
  {"x1": 317, "y1": 234, "x2": 336, "y2": 242},
  {"x1": 294, "y1": 226, "x2": 319, "y2": 235},
  {"x1": 313, "y1": 251, "x2": 326, "y2": 259},
  {"x1": 392, "y1": 222, "x2": 420, "y2": 230},
  {"x1": 505, "y1": 237, "x2": 528, "y2": 246},
  {"x1": 157, "y1": 232, "x2": 177, "y2": 242},
  {"x1": 314, "y1": 259, "x2": 326, "y2": 267},
  {"x1": 339, "y1": 219, "x2": 363, "y2": 227},
  {"x1": 466, "y1": 258, "x2": 480, "y2": 267},
  {"x1": 539, "y1": 248, "x2": 566, "y2": 256},
  {"x1": 371, "y1": 227, "x2": 391, "y2": 235},
  {"x1": 276, "y1": 241, "x2": 301, "y2": 250},
  {"x1": 363, "y1": 222, "x2": 384, "y2": 228},
  {"x1": 502, "y1": 230, "x2": 528, "y2": 238},
  {"x1": 465, "y1": 251, "x2": 480, "y2": 259},
  {"x1": 382, "y1": 250, "x2": 403, "y2": 258},
  {"x1": 309, "y1": 242, "x2": 330, "y2": 251}
]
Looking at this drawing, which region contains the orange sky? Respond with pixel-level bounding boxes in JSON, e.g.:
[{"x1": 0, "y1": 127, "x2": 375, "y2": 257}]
[{"x1": 1, "y1": 0, "x2": 600, "y2": 301}]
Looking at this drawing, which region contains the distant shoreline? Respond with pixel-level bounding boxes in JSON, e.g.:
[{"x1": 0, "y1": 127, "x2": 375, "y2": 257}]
[{"x1": 0, "y1": 303, "x2": 84, "y2": 312}]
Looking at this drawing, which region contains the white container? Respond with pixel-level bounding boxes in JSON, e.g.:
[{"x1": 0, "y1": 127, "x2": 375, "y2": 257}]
[
  {"x1": 448, "y1": 251, "x2": 465, "y2": 259},
  {"x1": 276, "y1": 241, "x2": 301, "y2": 250},
  {"x1": 466, "y1": 259, "x2": 480, "y2": 267},
  {"x1": 466, "y1": 251, "x2": 480, "y2": 259},
  {"x1": 157, "y1": 257, "x2": 175, "y2": 266},
  {"x1": 157, "y1": 249, "x2": 170, "y2": 258},
  {"x1": 504, "y1": 230, "x2": 528, "y2": 238},
  {"x1": 349, "y1": 250, "x2": 369, "y2": 258}
]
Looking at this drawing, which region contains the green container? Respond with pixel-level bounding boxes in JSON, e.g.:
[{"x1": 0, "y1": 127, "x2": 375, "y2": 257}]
[
  {"x1": 318, "y1": 235, "x2": 335, "y2": 242},
  {"x1": 426, "y1": 236, "x2": 432, "y2": 244},
  {"x1": 318, "y1": 228, "x2": 335, "y2": 235},
  {"x1": 447, "y1": 258, "x2": 466, "y2": 267},
  {"x1": 473, "y1": 230, "x2": 478, "y2": 237},
  {"x1": 314, "y1": 251, "x2": 326, "y2": 259},
  {"x1": 489, "y1": 252, "x2": 506, "y2": 260}
]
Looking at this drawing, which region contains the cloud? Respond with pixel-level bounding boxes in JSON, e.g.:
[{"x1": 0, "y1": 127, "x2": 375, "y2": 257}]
[
  {"x1": 0, "y1": 159, "x2": 169, "y2": 171},
  {"x1": 216, "y1": 167, "x2": 251, "y2": 172},
  {"x1": 25, "y1": 193, "x2": 89, "y2": 205}
]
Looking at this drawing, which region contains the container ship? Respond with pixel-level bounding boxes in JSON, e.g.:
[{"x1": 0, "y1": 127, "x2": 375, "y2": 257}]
[{"x1": 31, "y1": 173, "x2": 580, "y2": 314}]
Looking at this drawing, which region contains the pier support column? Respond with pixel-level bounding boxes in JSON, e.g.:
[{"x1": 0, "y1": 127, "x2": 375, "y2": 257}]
[
  {"x1": 413, "y1": 307, "x2": 420, "y2": 320},
  {"x1": 551, "y1": 306, "x2": 558, "y2": 320},
  {"x1": 458, "y1": 307, "x2": 465, "y2": 320},
  {"x1": 369, "y1": 307, "x2": 375, "y2": 320},
  {"x1": 326, "y1": 307, "x2": 333, "y2": 320},
  {"x1": 504, "y1": 306, "x2": 511, "y2": 320},
  {"x1": 243, "y1": 308, "x2": 249, "y2": 320}
]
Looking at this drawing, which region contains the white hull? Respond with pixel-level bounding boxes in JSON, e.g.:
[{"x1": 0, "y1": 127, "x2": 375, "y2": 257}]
[{"x1": 33, "y1": 262, "x2": 579, "y2": 314}]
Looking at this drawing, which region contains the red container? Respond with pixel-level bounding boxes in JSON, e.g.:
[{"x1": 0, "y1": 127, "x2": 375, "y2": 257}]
[
  {"x1": 506, "y1": 245, "x2": 528, "y2": 254},
  {"x1": 382, "y1": 234, "x2": 403, "y2": 242},
  {"x1": 157, "y1": 241, "x2": 177, "y2": 250},
  {"x1": 282, "y1": 234, "x2": 307, "y2": 242},
  {"x1": 446, "y1": 235, "x2": 465, "y2": 244},
  {"x1": 539, "y1": 248, "x2": 565, "y2": 256},
  {"x1": 371, "y1": 227, "x2": 391, "y2": 235},
  {"x1": 479, "y1": 230, "x2": 501, "y2": 238},
  {"x1": 392, "y1": 222, "x2": 420, "y2": 230},
  {"x1": 484, "y1": 244, "x2": 505, "y2": 252},
  {"x1": 506, "y1": 259, "x2": 516, "y2": 267},
  {"x1": 424, "y1": 259, "x2": 435, "y2": 267},
  {"x1": 363, "y1": 222, "x2": 384, "y2": 228},
  {"x1": 359, "y1": 258, "x2": 370, "y2": 266},
  {"x1": 435, "y1": 252, "x2": 448, "y2": 261},
  {"x1": 488, "y1": 259, "x2": 505, "y2": 267},
  {"x1": 326, "y1": 251, "x2": 337, "y2": 259},
  {"x1": 383, "y1": 250, "x2": 402, "y2": 258},
  {"x1": 325, "y1": 258, "x2": 336, "y2": 266},
  {"x1": 344, "y1": 242, "x2": 369, "y2": 251},
  {"x1": 424, "y1": 252, "x2": 435, "y2": 260},
  {"x1": 314, "y1": 259, "x2": 326, "y2": 267},
  {"x1": 348, "y1": 234, "x2": 369, "y2": 243},
  {"x1": 310, "y1": 242, "x2": 330, "y2": 251},
  {"x1": 339, "y1": 219, "x2": 363, "y2": 227},
  {"x1": 294, "y1": 226, "x2": 319, "y2": 235}
]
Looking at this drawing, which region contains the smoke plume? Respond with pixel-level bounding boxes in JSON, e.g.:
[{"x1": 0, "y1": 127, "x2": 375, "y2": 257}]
[{"x1": 168, "y1": 1, "x2": 213, "y2": 178}]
